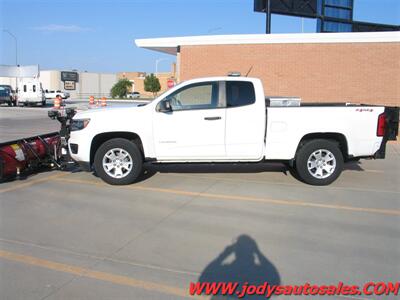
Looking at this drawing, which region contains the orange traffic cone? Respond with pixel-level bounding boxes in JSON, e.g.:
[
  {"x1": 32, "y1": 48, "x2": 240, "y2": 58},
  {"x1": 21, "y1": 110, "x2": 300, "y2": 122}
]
[
  {"x1": 53, "y1": 96, "x2": 61, "y2": 109},
  {"x1": 89, "y1": 95, "x2": 95, "y2": 106},
  {"x1": 101, "y1": 97, "x2": 107, "y2": 107}
]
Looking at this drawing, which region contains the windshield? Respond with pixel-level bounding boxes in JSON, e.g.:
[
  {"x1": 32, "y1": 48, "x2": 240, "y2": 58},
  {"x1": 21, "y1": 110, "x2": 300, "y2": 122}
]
[{"x1": 0, "y1": 86, "x2": 11, "y2": 93}]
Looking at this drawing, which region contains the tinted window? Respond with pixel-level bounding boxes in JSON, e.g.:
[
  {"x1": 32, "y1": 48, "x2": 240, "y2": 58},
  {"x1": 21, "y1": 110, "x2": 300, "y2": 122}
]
[
  {"x1": 226, "y1": 81, "x2": 255, "y2": 107},
  {"x1": 324, "y1": 7, "x2": 351, "y2": 19},
  {"x1": 323, "y1": 21, "x2": 352, "y2": 32},
  {"x1": 167, "y1": 82, "x2": 219, "y2": 111},
  {"x1": 325, "y1": 0, "x2": 352, "y2": 8}
]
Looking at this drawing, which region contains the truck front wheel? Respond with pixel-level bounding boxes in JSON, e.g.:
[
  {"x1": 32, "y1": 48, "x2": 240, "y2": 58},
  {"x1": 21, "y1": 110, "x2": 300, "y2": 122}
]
[
  {"x1": 295, "y1": 139, "x2": 343, "y2": 186},
  {"x1": 94, "y1": 138, "x2": 143, "y2": 185}
]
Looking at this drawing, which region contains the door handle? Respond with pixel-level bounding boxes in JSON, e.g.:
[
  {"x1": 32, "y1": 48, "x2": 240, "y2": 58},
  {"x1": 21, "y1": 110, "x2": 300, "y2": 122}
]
[{"x1": 204, "y1": 116, "x2": 221, "y2": 121}]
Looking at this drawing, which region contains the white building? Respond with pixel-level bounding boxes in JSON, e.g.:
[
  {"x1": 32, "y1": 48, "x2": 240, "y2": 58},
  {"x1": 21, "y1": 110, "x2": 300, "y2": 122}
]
[
  {"x1": 0, "y1": 69, "x2": 118, "y2": 98},
  {"x1": 40, "y1": 70, "x2": 117, "y2": 98}
]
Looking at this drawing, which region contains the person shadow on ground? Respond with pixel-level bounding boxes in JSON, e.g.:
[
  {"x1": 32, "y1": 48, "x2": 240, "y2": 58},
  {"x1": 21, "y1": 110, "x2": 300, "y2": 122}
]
[{"x1": 198, "y1": 235, "x2": 281, "y2": 299}]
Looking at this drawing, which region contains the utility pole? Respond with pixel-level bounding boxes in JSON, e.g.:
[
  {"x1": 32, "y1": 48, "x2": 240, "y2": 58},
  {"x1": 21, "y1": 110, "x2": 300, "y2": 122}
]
[
  {"x1": 265, "y1": 0, "x2": 271, "y2": 34},
  {"x1": 2, "y1": 29, "x2": 18, "y2": 91},
  {"x1": 2, "y1": 29, "x2": 18, "y2": 65}
]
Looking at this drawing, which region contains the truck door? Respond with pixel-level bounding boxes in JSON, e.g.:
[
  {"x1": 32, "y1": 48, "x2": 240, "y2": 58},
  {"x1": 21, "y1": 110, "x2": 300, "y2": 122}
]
[
  {"x1": 224, "y1": 81, "x2": 266, "y2": 160},
  {"x1": 20, "y1": 83, "x2": 29, "y2": 102},
  {"x1": 153, "y1": 81, "x2": 226, "y2": 160}
]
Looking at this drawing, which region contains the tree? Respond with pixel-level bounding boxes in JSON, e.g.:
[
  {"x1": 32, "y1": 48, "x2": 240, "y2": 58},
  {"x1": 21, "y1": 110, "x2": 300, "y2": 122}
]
[
  {"x1": 144, "y1": 73, "x2": 161, "y2": 97},
  {"x1": 111, "y1": 78, "x2": 132, "y2": 98}
]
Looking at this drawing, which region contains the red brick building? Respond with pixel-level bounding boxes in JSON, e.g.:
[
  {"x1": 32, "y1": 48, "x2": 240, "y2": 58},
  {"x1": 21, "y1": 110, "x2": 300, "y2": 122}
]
[{"x1": 136, "y1": 32, "x2": 400, "y2": 106}]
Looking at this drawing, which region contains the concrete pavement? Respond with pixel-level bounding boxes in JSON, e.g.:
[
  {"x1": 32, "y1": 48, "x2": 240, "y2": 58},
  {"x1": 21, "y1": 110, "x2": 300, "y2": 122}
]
[{"x1": 0, "y1": 104, "x2": 399, "y2": 300}]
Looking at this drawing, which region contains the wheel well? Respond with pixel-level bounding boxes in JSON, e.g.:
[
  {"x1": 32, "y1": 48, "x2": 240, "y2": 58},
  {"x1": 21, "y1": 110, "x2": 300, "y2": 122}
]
[
  {"x1": 297, "y1": 133, "x2": 349, "y2": 160},
  {"x1": 90, "y1": 132, "x2": 144, "y2": 165}
]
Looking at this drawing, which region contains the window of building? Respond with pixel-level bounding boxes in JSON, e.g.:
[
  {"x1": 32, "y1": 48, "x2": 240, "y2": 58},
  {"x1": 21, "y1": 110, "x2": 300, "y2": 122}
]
[
  {"x1": 226, "y1": 81, "x2": 255, "y2": 108},
  {"x1": 323, "y1": 21, "x2": 352, "y2": 32},
  {"x1": 324, "y1": 0, "x2": 352, "y2": 8},
  {"x1": 33, "y1": 85, "x2": 36, "y2": 92},
  {"x1": 324, "y1": 7, "x2": 352, "y2": 19},
  {"x1": 23, "y1": 85, "x2": 27, "y2": 92},
  {"x1": 167, "y1": 82, "x2": 219, "y2": 111}
]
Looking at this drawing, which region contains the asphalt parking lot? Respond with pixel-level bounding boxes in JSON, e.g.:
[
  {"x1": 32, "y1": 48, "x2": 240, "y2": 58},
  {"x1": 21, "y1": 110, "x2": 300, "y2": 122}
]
[{"x1": 0, "y1": 104, "x2": 399, "y2": 300}]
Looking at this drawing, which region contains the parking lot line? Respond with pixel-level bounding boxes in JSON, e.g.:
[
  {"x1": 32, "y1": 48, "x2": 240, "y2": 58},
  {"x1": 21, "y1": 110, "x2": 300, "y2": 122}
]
[
  {"x1": 0, "y1": 237, "x2": 201, "y2": 277},
  {"x1": 162, "y1": 173, "x2": 399, "y2": 194},
  {"x1": 54, "y1": 177, "x2": 400, "y2": 216},
  {"x1": 0, "y1": 249, "x2": 201, "y2": 299},
  {"x1": 0, "y1": 172, "x2": 67, "y2": 194}
]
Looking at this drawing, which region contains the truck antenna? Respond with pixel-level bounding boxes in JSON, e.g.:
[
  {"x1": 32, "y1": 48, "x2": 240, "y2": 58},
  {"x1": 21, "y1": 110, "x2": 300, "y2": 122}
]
[{"x1": 245, "y1": 66, "x2": 253, "y2": 77}]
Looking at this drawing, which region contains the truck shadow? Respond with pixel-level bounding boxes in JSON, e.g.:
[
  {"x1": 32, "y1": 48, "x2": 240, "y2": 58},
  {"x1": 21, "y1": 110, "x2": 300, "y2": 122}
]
[
  {"x1": 197, "y1": 234, "x2": 281, "y2": 299},
  {"x1": 0, "y1": 161, "x2": 366, "y2": 184},
  {"x1": 343, "y1": 161, "x2": 365, "y2": 171},
  {"x1": 142, "y1": 162, "x2": 288, "y2": 177},
  {"x1": 139, "y1": 160, "x2": 365, "y2": 183}
]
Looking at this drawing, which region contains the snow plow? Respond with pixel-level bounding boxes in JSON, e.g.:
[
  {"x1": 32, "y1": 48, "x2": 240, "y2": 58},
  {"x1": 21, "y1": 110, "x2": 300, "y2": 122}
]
[{"x1": 0, "y1": 107, "x2": 77, "y2": 181}]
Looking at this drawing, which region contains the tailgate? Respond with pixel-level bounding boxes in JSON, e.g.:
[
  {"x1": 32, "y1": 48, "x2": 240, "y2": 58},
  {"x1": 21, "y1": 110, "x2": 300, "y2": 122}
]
[{"x1": 385, "y1": 106, "x2": 399, "y2": 140}]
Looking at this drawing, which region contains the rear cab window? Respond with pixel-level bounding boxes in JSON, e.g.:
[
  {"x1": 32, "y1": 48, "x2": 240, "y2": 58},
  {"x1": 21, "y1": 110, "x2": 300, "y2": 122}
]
[{"x1": 226, "y1": 81, "x2": 256, "y2": 108}]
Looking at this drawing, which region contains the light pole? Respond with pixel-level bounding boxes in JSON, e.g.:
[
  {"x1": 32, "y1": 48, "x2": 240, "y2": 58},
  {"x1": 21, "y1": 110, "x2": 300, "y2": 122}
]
[
  {"x1": 155, "y1": 58, "x2": 169, "y2": 77},
  {"x1": 3, "y1": 29, "x2": 18, "y2": 94},
  {"x1": 3, "y1": 29, "x2": 18, "y2": 65}
]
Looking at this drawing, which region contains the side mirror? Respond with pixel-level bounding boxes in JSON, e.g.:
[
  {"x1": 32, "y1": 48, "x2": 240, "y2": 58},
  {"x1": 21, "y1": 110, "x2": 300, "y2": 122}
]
[{"x1": 158, "y1": 99, "x2": 172, "y2": 113}]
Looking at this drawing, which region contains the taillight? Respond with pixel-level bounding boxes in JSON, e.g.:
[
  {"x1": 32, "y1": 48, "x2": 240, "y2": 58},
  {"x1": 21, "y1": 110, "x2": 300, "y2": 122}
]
[{"x1": 377, "y1": 113, "x2": 386, "y2": 137}]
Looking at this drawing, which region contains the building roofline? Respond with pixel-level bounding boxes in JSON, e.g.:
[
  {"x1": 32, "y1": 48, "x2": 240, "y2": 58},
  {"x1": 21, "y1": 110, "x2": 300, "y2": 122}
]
[{"x1": 135, "y1": 31, "x2": 400, "y2": 55}]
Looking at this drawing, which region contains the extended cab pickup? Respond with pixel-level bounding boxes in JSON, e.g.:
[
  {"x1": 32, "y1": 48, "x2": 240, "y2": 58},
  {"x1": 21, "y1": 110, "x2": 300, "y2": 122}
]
[
  {"x1": 68, "y1": 77, "x2": 399, "y2": 185},
  {"x1": 45, "y1": 90, "x2": 70, "y2": 100}
]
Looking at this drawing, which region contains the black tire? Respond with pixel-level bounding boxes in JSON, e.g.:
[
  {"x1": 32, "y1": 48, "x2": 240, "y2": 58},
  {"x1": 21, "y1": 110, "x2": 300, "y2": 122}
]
[
  {"x1": 94, "y1": 138, "x2": 143, "y2": 185},
  {"x1": 295, "y1": 139, "x2": 343, "y2": 186}
]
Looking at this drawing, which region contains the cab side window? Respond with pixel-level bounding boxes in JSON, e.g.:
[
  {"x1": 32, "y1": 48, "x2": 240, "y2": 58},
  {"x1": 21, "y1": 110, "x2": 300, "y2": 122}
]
[
  {"x1": 167, "y1": 82, "x2": 219, "y2": 111},
  {"x1": 226, "y1": 81, "x2": 256, "y2": 108}
]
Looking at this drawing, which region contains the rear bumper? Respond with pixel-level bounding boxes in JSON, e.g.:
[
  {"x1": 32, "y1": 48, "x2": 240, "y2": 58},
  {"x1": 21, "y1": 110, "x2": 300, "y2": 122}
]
[
  {"x1": 18, "y1": 99, "x2": 43, "y2": 103},
  {"x1": 0, "y1": 97, "x2": 11, "y2": 103}
]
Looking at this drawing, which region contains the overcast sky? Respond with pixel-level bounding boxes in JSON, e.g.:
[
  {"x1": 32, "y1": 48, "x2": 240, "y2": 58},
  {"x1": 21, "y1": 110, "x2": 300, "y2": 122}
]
[{"x1": 1, "y1": 0, "x2": 399, "y2": 73}]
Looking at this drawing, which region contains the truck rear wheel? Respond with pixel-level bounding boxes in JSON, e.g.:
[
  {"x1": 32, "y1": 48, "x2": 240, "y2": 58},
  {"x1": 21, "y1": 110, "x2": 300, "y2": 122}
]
[
  {"x1": 94, "y1": 138, "x2": 143, "y2": 185},
  {"x1": 295, "y1": 139, "x2": 343, "y2": 186}
]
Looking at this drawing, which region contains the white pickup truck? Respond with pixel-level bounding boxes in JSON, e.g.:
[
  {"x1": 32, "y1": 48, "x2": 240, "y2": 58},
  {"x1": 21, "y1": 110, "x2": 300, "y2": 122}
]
[
  {"x1": 45, "y1": 90, "x2": 70, "y2": 100},
  {"x1": 68, "y1": 76, "x2": 399, "y2": 185}
]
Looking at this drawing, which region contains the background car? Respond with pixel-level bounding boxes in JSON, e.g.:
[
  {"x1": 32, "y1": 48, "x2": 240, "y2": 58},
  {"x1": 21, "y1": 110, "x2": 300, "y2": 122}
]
[
  {"x1": 45, "y1": 90, "x2": 70, "y2": 99},
  {"x1": 0, "y1": 85, "x2": 16, "y2": 106},
  {"x1": 127, "y1": 91, "x2": 140, "y2": 99}
]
